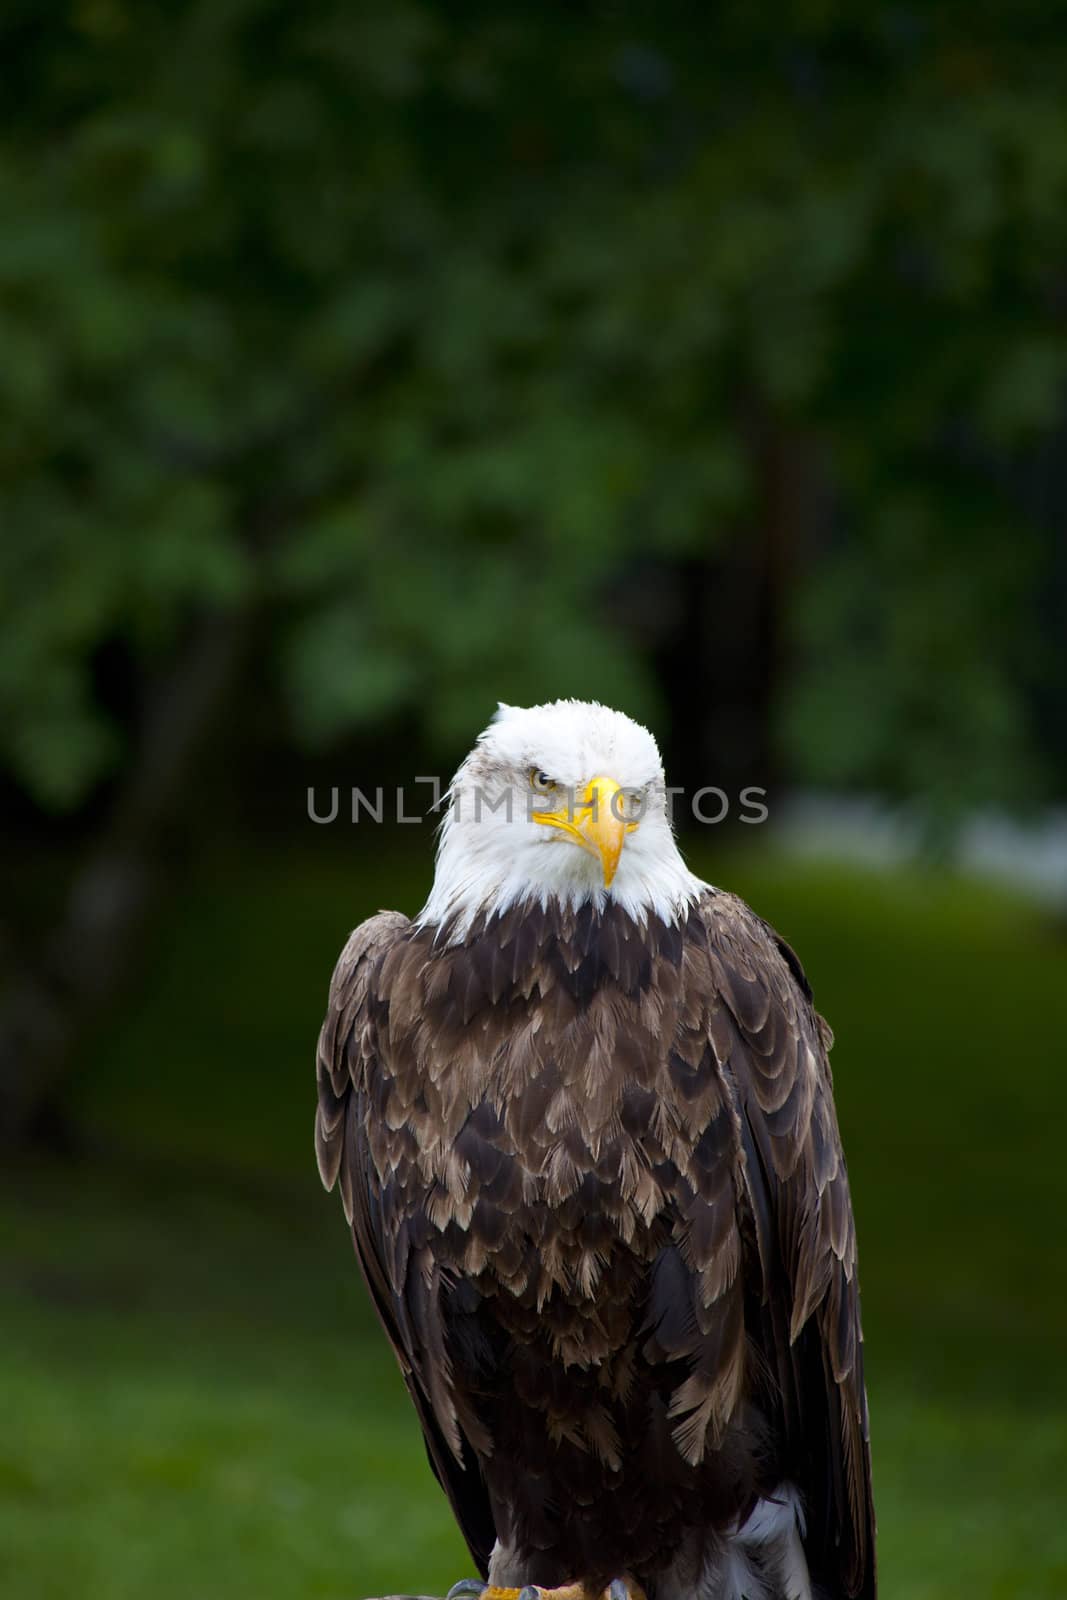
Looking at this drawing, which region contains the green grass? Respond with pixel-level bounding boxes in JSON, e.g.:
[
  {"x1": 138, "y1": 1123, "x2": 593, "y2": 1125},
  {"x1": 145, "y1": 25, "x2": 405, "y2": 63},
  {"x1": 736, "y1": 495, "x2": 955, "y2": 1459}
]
[{"x1": 2, "y1": 834, "x2": 1066, "y2": 1598}]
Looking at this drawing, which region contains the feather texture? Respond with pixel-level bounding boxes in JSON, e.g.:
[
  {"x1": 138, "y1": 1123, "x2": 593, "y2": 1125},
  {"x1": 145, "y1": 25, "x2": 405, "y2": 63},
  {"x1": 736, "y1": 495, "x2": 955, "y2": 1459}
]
[{"x1": 316, "y1": 891, "x2": 875, "y2": 1596}]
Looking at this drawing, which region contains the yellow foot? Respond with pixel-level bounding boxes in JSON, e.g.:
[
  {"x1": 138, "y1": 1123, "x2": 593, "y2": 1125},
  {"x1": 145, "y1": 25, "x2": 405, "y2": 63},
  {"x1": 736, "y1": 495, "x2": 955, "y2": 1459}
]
[
  {"x1": 446, "y1": 1581, "x2": 646, "y2": 1600},
  {"x1": 445, "y1": 1585, "x2": 531, "y2": 1600},
  {"x1": 444, "y1": 1586, "x2": 532, "y2": 1600}
]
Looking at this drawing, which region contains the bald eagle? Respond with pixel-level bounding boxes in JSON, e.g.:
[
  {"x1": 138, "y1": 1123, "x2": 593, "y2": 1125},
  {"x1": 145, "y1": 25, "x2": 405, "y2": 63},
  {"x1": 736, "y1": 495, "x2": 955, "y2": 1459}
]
[{"x1": 316, "y1": 701, "x2": 874, "y2": 1600}]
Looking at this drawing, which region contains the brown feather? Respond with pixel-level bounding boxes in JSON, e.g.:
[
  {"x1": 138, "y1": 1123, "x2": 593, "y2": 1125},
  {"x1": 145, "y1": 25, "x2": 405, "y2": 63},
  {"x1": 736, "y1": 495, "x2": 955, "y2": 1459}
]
[{"x1": 316, "y1": 891, "x2": 875, "y2": 1596}]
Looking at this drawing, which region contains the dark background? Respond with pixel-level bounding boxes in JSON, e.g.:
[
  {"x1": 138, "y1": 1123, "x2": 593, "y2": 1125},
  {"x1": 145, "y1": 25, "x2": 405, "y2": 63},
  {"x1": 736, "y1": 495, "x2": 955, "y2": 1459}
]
[{"x1": 2, "y1": 6, "x2": 1066, "y2": 1598}]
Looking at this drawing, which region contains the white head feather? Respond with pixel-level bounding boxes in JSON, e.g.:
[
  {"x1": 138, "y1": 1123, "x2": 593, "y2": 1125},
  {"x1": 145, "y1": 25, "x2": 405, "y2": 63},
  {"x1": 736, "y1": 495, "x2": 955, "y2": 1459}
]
[{"x1": 417, "y1": 699, "x2": 705, "y2": 936}]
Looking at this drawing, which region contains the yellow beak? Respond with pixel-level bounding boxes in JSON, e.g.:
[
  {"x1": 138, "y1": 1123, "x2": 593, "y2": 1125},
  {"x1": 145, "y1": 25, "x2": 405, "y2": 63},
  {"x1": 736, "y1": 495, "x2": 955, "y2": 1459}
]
[{"x1": 532, "y1": 774, "x2": 630, "y2": 887}]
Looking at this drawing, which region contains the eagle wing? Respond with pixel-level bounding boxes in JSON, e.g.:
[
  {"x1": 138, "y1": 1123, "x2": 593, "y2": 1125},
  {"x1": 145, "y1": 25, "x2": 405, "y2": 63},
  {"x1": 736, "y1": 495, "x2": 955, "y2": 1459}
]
[
  {"x1": 697, "y1": 889, "x2": 875, "y2": 1598},
  {"x1": 315, "y1": 911, "x2": 497, "y2": 1576}
]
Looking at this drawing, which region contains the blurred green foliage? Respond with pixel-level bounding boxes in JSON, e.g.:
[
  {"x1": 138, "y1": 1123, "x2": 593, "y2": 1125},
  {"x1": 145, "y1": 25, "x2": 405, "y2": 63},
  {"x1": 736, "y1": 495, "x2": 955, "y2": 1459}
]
[
  {"x1": 5, "y1": 14, "x2": 1066, "y2": 1582},
  {"x1": 2, "y1": 4, "x2": 1066, "y2": 818},
  {"x1": 2, "y1": 838, "x2": 1066, "y2": 1597}
]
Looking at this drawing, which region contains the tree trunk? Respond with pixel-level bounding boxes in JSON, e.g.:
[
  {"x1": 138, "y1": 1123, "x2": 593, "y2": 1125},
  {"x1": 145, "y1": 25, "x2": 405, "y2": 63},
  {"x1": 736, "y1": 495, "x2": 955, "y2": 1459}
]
[
  {"x1": 0, "y1": 609, "x2": 250, "y2": 1151},
  {"x1": 657, "y1": 405, "x2": 821, "y2": 814}
]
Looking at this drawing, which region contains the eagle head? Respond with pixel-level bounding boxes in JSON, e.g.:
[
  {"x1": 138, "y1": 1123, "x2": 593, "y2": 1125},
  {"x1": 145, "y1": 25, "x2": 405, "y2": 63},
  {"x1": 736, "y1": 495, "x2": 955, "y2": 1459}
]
[{"x1": 418, "y1": 699, "x2": 703, "y2": 936}]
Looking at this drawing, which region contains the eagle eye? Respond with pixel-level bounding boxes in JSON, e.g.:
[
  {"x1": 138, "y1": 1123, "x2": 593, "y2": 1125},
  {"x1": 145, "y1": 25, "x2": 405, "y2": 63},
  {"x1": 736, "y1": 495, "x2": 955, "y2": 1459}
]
[
  {"x1": 529, "y1": 769, "x2": 558, "y2": 794},
  {"x1": 620, "y1": 787, "x2": 647, "y2": 819}
]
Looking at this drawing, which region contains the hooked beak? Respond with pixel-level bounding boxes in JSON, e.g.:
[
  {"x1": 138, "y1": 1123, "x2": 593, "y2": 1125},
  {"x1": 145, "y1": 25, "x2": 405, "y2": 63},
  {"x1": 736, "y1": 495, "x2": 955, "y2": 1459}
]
[{"x1": 532, "y1": 774, "x2": 633, "y2": 886}]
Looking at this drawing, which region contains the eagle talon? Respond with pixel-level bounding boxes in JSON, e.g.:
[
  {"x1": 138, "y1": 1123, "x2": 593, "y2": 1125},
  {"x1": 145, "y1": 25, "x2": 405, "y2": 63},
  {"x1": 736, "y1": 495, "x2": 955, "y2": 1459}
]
[
  {"x1": 445, "y1": 1586, "x2": 533, "y2": 1600},
  {"x1": 443, "y1": 1580, "x2": 643, "y2": 1600}
]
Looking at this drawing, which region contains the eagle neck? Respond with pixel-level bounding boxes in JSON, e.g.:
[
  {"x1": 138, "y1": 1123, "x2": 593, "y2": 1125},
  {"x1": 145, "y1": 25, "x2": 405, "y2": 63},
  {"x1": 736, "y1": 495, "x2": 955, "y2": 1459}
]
[{"x1": 416, "y1": 829, "x2": 706, "y2": 945}]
